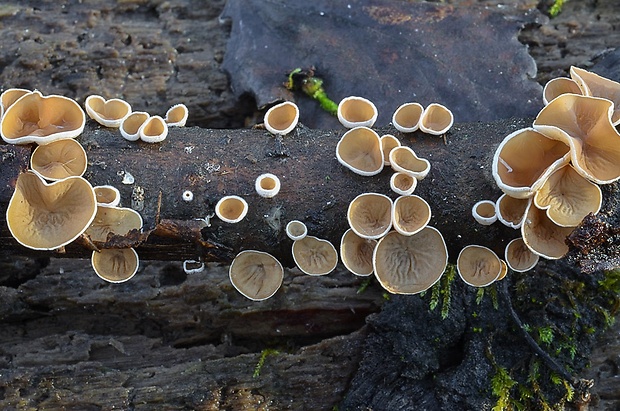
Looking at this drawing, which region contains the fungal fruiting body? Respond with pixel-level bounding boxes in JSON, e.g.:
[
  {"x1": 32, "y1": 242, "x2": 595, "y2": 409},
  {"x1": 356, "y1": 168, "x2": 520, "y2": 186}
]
[
  {"x1": 85, "y1": 95, "x2": 132, "y2": 128},
  {"x1": 215, "y1": 195, "x2": 248, "y2": 223},
  {"x1": 263, "y1": 101, "x2": 299, "y2": 136},
  {"x1": 392, "y1": 102, "x2": 423, "y2": 133},
  {"x1": 255, "y1": 173, "x2": 281, "y2": 198},
  {"x1": 337, "y1": 96, "x2": 378, "y2": 128},
  {"x1": 165, "y1": 103, "x2": 189, "y2": 127}
]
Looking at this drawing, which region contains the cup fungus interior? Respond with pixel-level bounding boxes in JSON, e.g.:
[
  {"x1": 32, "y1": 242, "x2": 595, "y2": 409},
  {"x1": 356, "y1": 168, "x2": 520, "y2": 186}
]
[
  {"x1": 336, "y1": 126, "x2": 383, "y2": 176},
  {"x1": 85, "y1": 206, "x2": 143, "y2": 243},
  {"x1": 456, "y1": 245, "x2": 501, "y2": 287},
  {"x1": 216, "y1": 196, "x2": 248, "y2": 223},
  {"x1": 340, "y1": 229, "x2": 376, "y2": 277},
  {"x1": 393, "y1": 102, "x2": 423, "y2": 131},
  {"x1": 264, "y1": 101, "x2": 299, "y2": 134},
  {"x1": 347, "y1": 193, "x2": 393, "y2": 239},
  {"x1": 392, "y1": 195, "x2": 431, "y2": 236},
  {"x1": 30, "y1": 138, "x2": 88, "y2": 181},
  {"x1": 229, "y1": 250, "x2": 284, "y2": 300},
  {"x1": 92, "y1": 248, "x2": 139, "y2": 283},
  {"x1": 292, "y1": 236, "x2": 338, "y2": 276},
  {"x1": 505, "y1": 237, "x2": 539, "y2": 272},
  {"x1": 521, "y1": 201, "x2": 574, "y2": 259}
]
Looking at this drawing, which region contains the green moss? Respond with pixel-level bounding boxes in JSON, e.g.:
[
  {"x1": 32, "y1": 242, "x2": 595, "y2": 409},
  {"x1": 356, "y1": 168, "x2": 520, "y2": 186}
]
[
  {"x1": 427, "y1": 263, "x2": 456, "y2": 319},
  {"x1": 549, "y1": 0, "x2": 567, "y2": 18},
  {"x1": 253, "y1": 348, "x2": 280, "y2": 378}
]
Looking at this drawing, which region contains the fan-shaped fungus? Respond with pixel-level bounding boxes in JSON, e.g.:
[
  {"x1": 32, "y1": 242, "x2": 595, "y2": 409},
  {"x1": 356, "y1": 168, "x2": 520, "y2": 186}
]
[
  {"x1": 456, "y1": 245, "x2": 502, "y2": 287},
  {"x1": 215, "y1": 195, "x2": 248, "y2": 223},
  {"x1": 286, "y1": 220, "x2": 307, "y2": 241},
  {"x1": 336, "y1": 126, "x2": 384, "y2": 176},
  {"x1": 347, "y1": 192, "x2": 393, "y2": 240},
  {"x1": 292, "y1": 236, "x2": 338, "y2": 276},
  {"x1": 340, "y1": 228, "x2": 376, "y2": 277},
  {"x1": 389, "y1": 146, "x2": 431, "y2": 180},
  {"x1": 164, "y1": 103, "x2": 189, "y2": 127},
  {"x1": 92, "y1": 248, "x2": 139, "y2": 283},
  {"x1": 570, "y1": 66, "x2": 620, "y2": 126},
  {"x1": 120, "y1": 111, "x2": 150, "y2": 141},
  {"x1": 84, "y1": 95, "x2": 132, "y2": 128},
  {"x1": 94, "y1": 185, "x2": 121, "y2": 207},
  {"x1": 337, "y1": 96, "x2": 378, "y2": 128},
  {"x1": 139, "y1": 115, "x2": 168, "y2": 143},
  {"x1": 255, "y1": 173, "x2": 281, "y2": 198},
  {"x1": 392, "y1": 195, "x2": 431, "y2": 236},
  {"x1": 263, "y1": 101, "x2": 299, "y2": 136},
  {"x1": 472, "y1": 200, "x2": 497, "y2": 226},
  {"x1": 505, "y1": 237, "x2": 539, "y2": 273},
  {"x1": 6, "y1": 171, "x2": 97, "y2": 250},
  {"x1": 229, "y1": 250, "x2": 284, "y2": 301},
  {"x1": 392, "y1": 102, "x2": 423, "y2": 133},
  {"x1": 419, "y1": 103, "x2": 453, "y2": 135},
  {"x1": 373, "y1": 227, "x2": 448, "y2": 294},
  {"x1": 390, "y1": 172, "x2": 417, "y2": 196},
  {"x1": 30, "y1": 138, "x2": 88, "y2": 181},
  {"x1": 85, "y1": 206, "x2": 143, "y2": 243}
]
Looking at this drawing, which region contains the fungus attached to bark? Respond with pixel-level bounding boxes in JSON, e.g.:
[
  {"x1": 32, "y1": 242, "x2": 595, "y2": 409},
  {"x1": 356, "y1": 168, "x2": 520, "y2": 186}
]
[
  {"x1": 286, "y1": 220, "x2": 307, "y2": 241},
  {"x1": 255, "y1": 173, "x2": 281, "y2": 198},
  {"x1": 229, "y1": 250, "x2": 284, "y2": 301},
  {"x1": 92, "y1": 248, "x2": 139, "y2": 283},
  {"x1": 1, "y1": 90, "x2": 86, "y2": 144},
  {"x1": 347, "y1": 192, "x2": 393, "y2": 240},
  {"x1": 521, "y1": 201, "x2": 574, "y2": 260},
  {"x1": 164, "y1": 103, "x2": 189, "y2": 127},
  {"x1": 6, "y1": 171, "x2": 97, "y2": 250},
  {"x1": 380, "y1": 134, "x2": 401, "y2": 166},
  {"x1": 292, "y1": 235, "x2": 338, "y2": 276},
  {"x1": 391, "y1": 195, "x2": 431, "y2": 236},
  {"x1": 505, "y1": 237, "x2": 539, "y2": 273},
  {"x1": 94, "y1": 185, "x2": 121, "y2": 207},
  {"x1": 215, "y1": 195, "x2": 248, "y2": 223},
  {"x1": 337, "y1": 96, "x2": 378, "y2": 128},
  {"x1": 336, "y1": 126, "x2": 384, "y2": 176},
  {"x1": 373, "y1": 227, "x2": 448, "y2": 295},
  {"x1": 139, "y1": 115, "x2": 168, "y2": 143},
  {"x1": 570, "y1": 66, "x2": 620, "y2": 126},
  {"x1": 390, "y1": 172, "x2": 417, "y2": 196},
  {"x1": 85, "y1": 206, "x2": 143, "y2": 243},
  {"x1": 30, "y1": 138, "x2": 88, "y2": 181},
  {"x1": 120, "y1": 111, "x2": 150, "y2": 141},
  {"x1": 471, "y1": 200, "x2": 497, "y2": 226},
  {"x1": 263, "y1": 101, "x2": 299, "y2": 135},
  {"x1": 495, "y1": 194, "x2": 529, "y2": 229},
  {"x1": 419, "y1": 103, "x2": 453, "y2": 135},
  {"x1": 340, "y1": 228, "x2": 376, "y2": 277},
  {"x1": 84, "y1": 95, "x2": 132, "y2": 128},
  {"x1": 456, "y1": 245, "x2": 501, "y2": 287},
  {"x1": 392, "y1": 102, "x2": 423, "y2": 133},
  {"x1": 389, "y1": 146, "x2": 431, "y2": 180}
]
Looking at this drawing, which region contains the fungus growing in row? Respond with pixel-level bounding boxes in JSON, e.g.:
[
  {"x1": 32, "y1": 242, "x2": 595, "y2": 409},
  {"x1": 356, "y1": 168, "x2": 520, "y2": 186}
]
[
  {"x1": 392, "y1": 102, "x2": 423, "y2": 133},
  {"x1": 336, "y1": 126, "x2": 384, "y2": 176},
  {"x1": 139, "y1": 115, "x2": 168, "y2": 143},
  {"x1": 215, "y1": 195, "x2": 248, "y2": 223},
  {"x1": 389, "y1": 146, "x2": 431, "y2": 180},
  {"x1": 286, "y1": 220, "x2": 307, "y2": 241},
  {"x1": 471, "y1": 200, "x2": 497, "y2": 226},
  {"x1": 495, "y1": 194, "x2": 529, "y2": 229},
  {"x1": 391, "y1": 195, "x2": 431, "y2": 236},
  {"x1": 120, "y1": 111, "x2": 150, "y2": 141},
  {"x1": 292, "y1": 236, "x2": 338, "y2": 276},
  {"x1": 340, "y1": 228, "x2": 376, "y2": 277},
  {"x1": 456, "y1": 245, "x2": 501, "y2": 287},
  {"x1": 347, "y1": 192, "x2": 393, "y2": 240},
  {"x1": 263, "y1": 101, "x2": 299, "y2": 136},
  {"x1": 542, "y1": 77, "x2": 581, "y2": 105},
  {"x1": 30, "y1": 138, "x2": 88, "y2": 181},
  {"x1": 94, "y1": 185, "x2": 121, "y2": 207},
  {"x1": 570, "y1": 66, "x2": 620, "y2": 126},
  {"x1": 390, "y1": 172, "x2": 417, "y2": 196},
  {"x1": 164, "y1": 103, "x2": 189, "y2": 127},
  {"x1": 418, "y1": 103, "x2": 453, "y2": 135},
  {"x1": 380, "y1": 134, "x2": 400, "y2": 166},
  {"x1": 373, "y1": 227, "x2": 448, "y2": 295},
  {"x1": 255, "y1": 173, "x2": 281, "y2": 198},
  {"x1": 92, "y1": 248, "x2": 139, "y2": 283},
  {"x1": 337, "y1": 96, "x2": 378, "y2": 128},
  {"x1": 533, "y1": 94, "x2": 620, "y2": 184},
  {"x1": 521, "y1": 201, "x2": 574, "y2": 260},
  {"x1": 1, "y1": 90, "x2": 86, "y2": 144},
  {"x1": 85, "y1": 206, "x2": 143, "y2": 243},
  {"x1": 505, "y1": 237, "x2": 539, "y2": 273},
  {"x1": 6, "y1": 171, "x2": 97, "y2": 250},
  {"x1": 84, "y1": 95, "x2": 132, "y2": 128},
  {"x1": 1, "y1": 88, "x2": 30, "y2": 118},
  {"x1": 229, "y1": 250, "x2": 284, "y2": 301}
]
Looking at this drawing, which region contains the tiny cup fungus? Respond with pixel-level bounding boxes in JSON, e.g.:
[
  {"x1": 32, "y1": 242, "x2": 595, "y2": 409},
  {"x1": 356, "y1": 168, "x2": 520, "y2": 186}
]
[
  {"x1": 390, "y1": 172, "x2": 417, "y2": 196},
  {"x1": 337, "y1": 96, "x2": 378, "y2": 128},
  {"x1": 380, "y1": 134, "x2": 401, "y2": 166},
  {"x1": 505, "y1": 237, "x2": 539, "y2": 273},
  {"x1": 373, "y1": 227, "x2": 448, "y2": 295},
  {"x1": 139, "y1": 115, "x2": 169, "y2": 143},
  {"x1": 85, "y1": 206, "x2": 143, "y2": 243},
  {"x1": 182, "y1": 190, "x2": 194, "y2": 202},
  {"x1": 6, "y1": 171, "x2": 97, "y2": 250},
  {"x1": 391, "y1": 195, "x2": 431, "y2": 236},
  {"x1": 389, "y1": 146, "x2": 431, "y2": 180},
  {"x1": 286, "y1": 220, "x2": 307, "y2": 241},
  {"x1": 340, "y1": 228, "x2": 376, "y2": 277},
  {"x1": 263, "y1": 101, "x2": 299, "y2": 136},
  {"x1": 183, "y1": 259, "x2": 205, "y2": 274},
  {"x1": 30, "y1": 138, "x2": 88, "y2": 181},
  {"x1": 418, "y1": 103, "x2": 453, "y2": 135},
  {"x1": 495, "y1": 194, "x2": 529, "y2": 229},
  {"x1": 456, "y1": 245, "x2": 502, "y2": 288},
  {"x1": 215, "y1": 195, "x2": 248, "y2": 223},
  {"x1": 92, "y1": 248, "x2": 139, "y2": 283},
  {"x1": 347, "y1": 192, "x2": 393, "y2": 240},
  {"x1": 120, "y1": 111, "x2": 150, "y2": 141},
  {"x1": 292, "y1": 236, "x2": 338, "y2": 276},
  {"x1": 84, "y1": 95, "x2": 132, "y2": 128},
  {"x1": 1, "y1": 90, "x2": 86, "y2": 144},
  {"x1": 336, "y1": 126, "x2": 384, "y2": 176},
  {"x1": 255, "y1": 173, "x2": 281, "y2": 198},
  {"x1": 164, "y1": 103, "x2": 189, "y2": 127},
  {"x1": 392, "y1": 102, "x2": 423, "y2": 133},
  {"x1": 471, "y1": 200, "x2": 497, "y2": 226},
  {"x1": 542, "y1": 77, "x2": 582, "y2": 106},
  {"x1": 229, "y1": 250, "x2": 284, "y2": 301},
  {"x1": 94, "y1": 185, "x2": 121, "y2": 207}
]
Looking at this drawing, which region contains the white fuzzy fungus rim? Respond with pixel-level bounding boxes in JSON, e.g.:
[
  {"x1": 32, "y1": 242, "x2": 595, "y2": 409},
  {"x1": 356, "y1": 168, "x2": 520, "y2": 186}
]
[{"x1": 255, "y1": 173, "x2": 281, "y2": 198}]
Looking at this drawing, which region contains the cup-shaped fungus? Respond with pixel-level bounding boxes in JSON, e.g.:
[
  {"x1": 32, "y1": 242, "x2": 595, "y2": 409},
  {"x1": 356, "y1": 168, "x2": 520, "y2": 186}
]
[
  {"x1": 337, "y1": 96, "x2": 378, "y2": 128},
  {"x1": 164, "y1": 103, "x2": 189, "y2": 127},
  {"x1": 570, "y1": 66, "x2": 620, "y2": 126},
  {"x1": 292, "y1": 236, "x2": 338, "y2": 276},
  {"x1": 263, "y1": 101, "x2": 299, "y2": 136},
  {"x1": 340, "y1": 228, "x2": 377, "y2": 277},
  {"x1": 497, "y1": 260, "x2": 508, "y2": 281},
  {"x1": 92, "y1": 248, "x2": 139, "y2": 283},
  {"x1": 1, "y1": 90, "x2": 86, "y2": 144},
  {"x1": 389, "y1": 146, "x2": 431, "y2": 180},
  {"x1": 505, "y1": 237, "x2": 539, "y2": 273},
  {"x1": 533, "y1": 94, "x2": 620, "y2": 184},
  {"x1": 419, "y1": 103, "x2": 453, "y2": 135},
  {"x1": 94, "y1": 185, "x2": 121, "y2": 207},
  {"x1": 390, "y1": 172, "x2": 417, "y2": 196},
  {"x1": 533, "y1": 163, "x2": 602, "y2": 227},
  {"x1": 85, "y1": 206, "x2": 143, "y2": 242},
  {"x1": 542, "y1": 77, "x2": 582, "y2": 105},
  {"x1": 457, "y1": 245, "x2": 502, "y2": 287},
  {"x1": 229, "y1": 250, "x2": 284, "y2": 300},
  {"x1": 380, "y1": 134, "x2": 401, "y2": 166},
  {"x1": 472, "y1": 200, "x2": 497, "y2": 226},
  {"x1": 495, "y1": 194, "x2": 529, "y2": 229},
  {"x1": 392, "y1": 102, "x2": 423, "y2": 133},
  {"x1": 30, "y1": 138, "x2": 88, "y2": 181},
  {"x1": 392, "y1": 195, "x2": 431, "y2": 236},
  {"x1": 215, "y1": 195, "x2": 248, "y2": 223},
  {"x1": 347, "y1": 193, "x2": 393, "y2": 240},
  {"x1": 255, "y1": 173, "x2": 281, "y2": 198},
  {"x1": 373, "y1": 227, "x2": 448, "y2": 294},
  {"x1": 492, "y1": 127, "x2": 570, "y2": 198},
  {"x1": 139, "y1": 115, "x2": 168, "y2": 143},
  {"x1": 336, "y1": 126, "x2": 384, "y2": 176},
  {"x1": 286, "y1": 220, "x2": 307, "y2": 241},
  {"x1": 1, "y1": 88, "x2": 30, "y2": 117},
  {"x1": 84, "y1": 95, "x2": 132, "y2": 128},
  {"x1": 120, "y1": 111, "x2": 150, "y2": 141},
  {"x1": 6, "y1": 171, "x2": 97, "y2": 250},
  {"x1": 521, "y1": 201, "x2": 574, "y2": 259}
]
